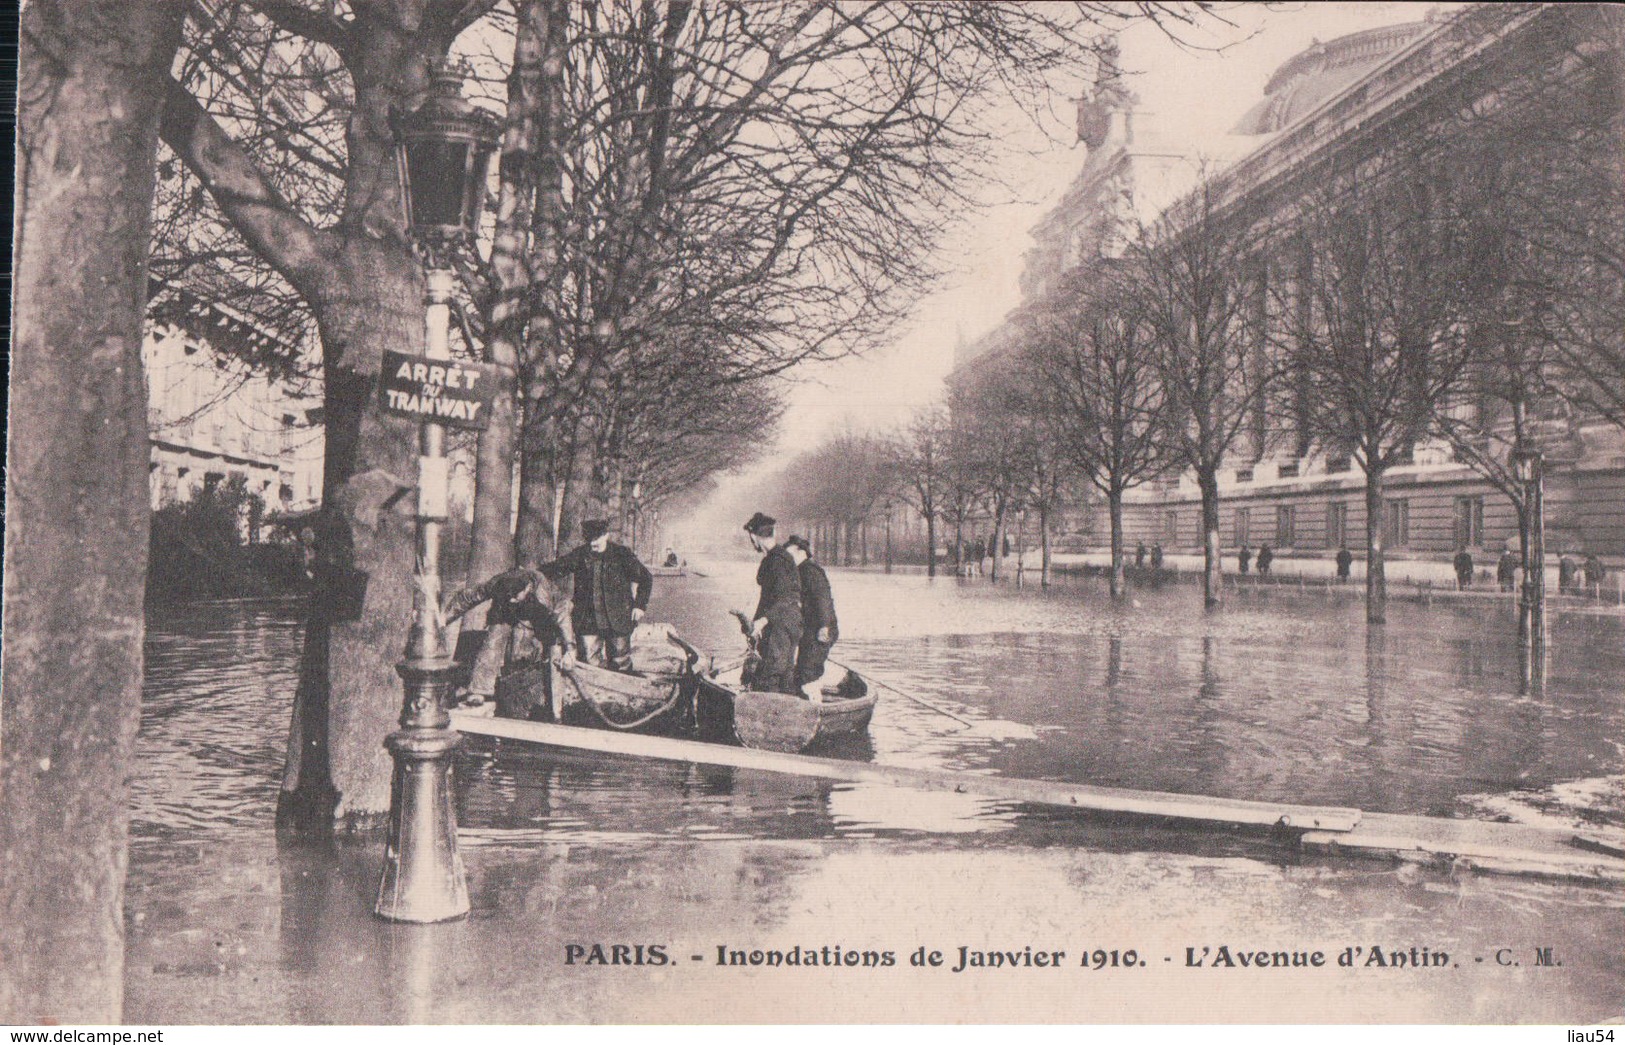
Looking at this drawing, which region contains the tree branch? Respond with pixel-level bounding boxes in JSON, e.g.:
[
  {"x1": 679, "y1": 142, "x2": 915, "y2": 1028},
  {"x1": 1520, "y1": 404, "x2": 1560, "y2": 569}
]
[{"x1": 160, "y1": 74, "x2": 336, "y2": 301}]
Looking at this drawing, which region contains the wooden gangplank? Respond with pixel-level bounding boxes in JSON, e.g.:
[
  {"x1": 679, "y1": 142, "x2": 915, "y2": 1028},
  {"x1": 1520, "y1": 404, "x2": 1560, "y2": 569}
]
[
  {"x1": 451, "y1": 712, "x2": 1360, "y2": 831},
  {"x1": 1301, "y1": 812, "x2": 1625, "y2": 884},
  {"x1": 452, "y1": 713, "x2": 1625, "y2": 884}
]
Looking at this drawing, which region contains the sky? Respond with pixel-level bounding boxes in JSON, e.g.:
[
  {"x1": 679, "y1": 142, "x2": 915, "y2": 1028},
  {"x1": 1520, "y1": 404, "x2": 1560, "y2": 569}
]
[
  {"x1": 679, "y1": 1, "x2": 1453, "y2": 543},
  {"x1": 772, "y1": 3, "x2": 1449, "y2": 442}
]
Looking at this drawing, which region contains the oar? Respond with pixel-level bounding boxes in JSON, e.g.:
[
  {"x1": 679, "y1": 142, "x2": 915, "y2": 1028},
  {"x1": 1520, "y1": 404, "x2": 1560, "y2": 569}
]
[{"x1": 826, "y1": 656, "x2": 975, "y2": 729}]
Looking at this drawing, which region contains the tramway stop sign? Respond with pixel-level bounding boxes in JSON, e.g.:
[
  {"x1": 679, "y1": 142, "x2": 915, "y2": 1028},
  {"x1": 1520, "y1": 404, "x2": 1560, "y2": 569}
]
[{"x1": 378, "y1": 349, "x2": 500, "y2": 431}]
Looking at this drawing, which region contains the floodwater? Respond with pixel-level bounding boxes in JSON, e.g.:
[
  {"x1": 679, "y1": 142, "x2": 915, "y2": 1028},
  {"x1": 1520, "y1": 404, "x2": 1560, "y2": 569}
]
[{"x1": 124, "y1": 564, "x2": 1625, "y2": 1023}]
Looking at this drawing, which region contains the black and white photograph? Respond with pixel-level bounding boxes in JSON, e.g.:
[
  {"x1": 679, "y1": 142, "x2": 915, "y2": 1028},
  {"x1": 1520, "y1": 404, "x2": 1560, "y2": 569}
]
[{"x1": 5, "y1": 0, "x2": 1624, "y2": 1032}]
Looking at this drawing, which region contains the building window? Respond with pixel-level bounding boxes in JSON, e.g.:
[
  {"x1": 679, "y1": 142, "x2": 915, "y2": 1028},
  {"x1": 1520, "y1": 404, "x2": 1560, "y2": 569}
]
[
  {"x1": 1278, "y1": 461, "x2": 1300, "y2": 479},
  {"x1": 1164, "y1": 509, "x2": 1179, "y2": 545},
  {"x1": 1384, "y1": 499, "x2": 1410, "y2": 549},
  {"x1": 1235, "y1": 467, "x2": 1254, "y2": 483},
  {"x1": 1277, "y1": 505, "x2": 1296, "y2": 548},
  {"x1": 1234, "y1": 507, "x2": 1250, "y2": 545},
  {"x1": 1326, "y1": 501, "x2": 1347, "y2": 549},
  {"x1": 1326, "y1": 455, "x2": 1351, "y2": 474},
  {"x1": 1455, "y1": 495, "x2": 1485, "y2": 548}
]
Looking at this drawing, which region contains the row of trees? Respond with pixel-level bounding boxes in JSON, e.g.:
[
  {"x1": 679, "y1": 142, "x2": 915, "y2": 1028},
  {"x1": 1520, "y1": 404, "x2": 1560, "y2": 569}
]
[
  {"x1": 771, "y1": 5, "x2": 1625, "y2": 631},
  {"x1": 146, "y1": 0, "x2": 1209, "y2": 832},
  {"x1": 9, "y1": 0, "x2": 1230, "y2": 1020}
]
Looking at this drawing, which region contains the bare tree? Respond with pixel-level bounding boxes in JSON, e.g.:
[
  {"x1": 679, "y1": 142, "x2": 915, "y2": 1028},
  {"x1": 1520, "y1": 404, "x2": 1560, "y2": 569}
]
[
  {"x1": 949, "y1": 363, "x2": 1042, "y2": 583},
  {"x1": 6, "y1": 0, "x2": 185, "y2": 1022},
  {"x1": 1419, "y1": 3, "x2": 1625, "y2": 660},
  {"x1": 1021, "y1": 266, "x2": 1170, "y2": 597},
  {"x1": 1131, "y1": 181, "x2": 1268, "y2": 608},
  {"x1": 160, "y1": 0, "x2": 505, "y2": 830},
  {"x1": 493, "y1": 1, "x2": 1228, "y2": 559},
  {"x1": 1290, "y1": 149, "x2": 1497, "y2": 624},
  {"x1": 887, "y1": 407, "x2": 950, "y2": 578}
]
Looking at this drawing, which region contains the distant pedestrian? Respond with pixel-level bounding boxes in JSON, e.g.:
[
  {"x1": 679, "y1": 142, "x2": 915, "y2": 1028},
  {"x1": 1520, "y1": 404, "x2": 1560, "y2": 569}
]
[
  {"x1": 1584, "y1": 553, "x2": 1606, "y2": 598},
  {"x1": 1150, "y1": 543, "x2": 1164, "y2": 570},
  {"x1": 1238, "y1": 545, "x2": 1252, "y2": 575},
  {"x1": 1335, "y1": 546, "x2": 1353, "y2": 583},
  {"x1": 1453, "y1": 548, "x2": 1474, "y2": 591},
  {"x1": 1497, "y1": 549, "x2": 1517, "y2": 593},
  {"x1": 1559, "y1": 553, "x2": 1578, "y2": 595},
  {"x1": 1256, "y1": 544, "x2": 1273, "y2": 577},
  {"x1": 1135, "y1": 542, "x2": 1147, "y2": 568}
]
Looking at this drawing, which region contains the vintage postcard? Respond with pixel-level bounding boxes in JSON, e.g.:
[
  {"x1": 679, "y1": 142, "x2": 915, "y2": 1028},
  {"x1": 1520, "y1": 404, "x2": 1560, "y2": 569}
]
[{"x1": 6, "y1": 0, "x2": 1623, "y2": 1032}]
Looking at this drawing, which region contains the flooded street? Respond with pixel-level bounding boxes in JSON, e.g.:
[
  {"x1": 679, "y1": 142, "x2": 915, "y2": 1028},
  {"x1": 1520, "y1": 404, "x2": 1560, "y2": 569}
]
[{"x1": 126, "y1": 565, "x2": 1625, "y2": 1023}]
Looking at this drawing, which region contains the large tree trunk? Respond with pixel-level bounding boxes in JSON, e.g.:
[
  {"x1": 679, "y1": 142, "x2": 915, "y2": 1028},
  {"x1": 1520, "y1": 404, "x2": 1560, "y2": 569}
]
[
  {"x1": 1108, "y1": 488, "x2": 1126, "y2": 598},
  {"x1": 1364, "y1": 467, "x2": 1388, "y2": 625},
  {"x1": 1198, "y1": 468, "x2": 1222, "y2": 608},
  {"x1": 1039, "y1": 504, "x2": 1052, "y2": 588},
  {"x1": 467, "y1": 1, "x2": 547, "y2": 596},
  {"x1": 512, "y1": 0, "x2": 569, "y2": 565},
  {"x1": 515, "y1": 414, "x2": 561, "y2": 562},
  {"x1": 4, "y1": 0, "x2": 183, "y2": 1022},
  {"x1": 282, "y1": 264, "x2": 424, "y2": 832},
  {"x1": 989, "y1": 501, "x2": 1007, "y2": 582},
  {"x1": 161, "y1": 8, "x2": 483, "y2": 832}
]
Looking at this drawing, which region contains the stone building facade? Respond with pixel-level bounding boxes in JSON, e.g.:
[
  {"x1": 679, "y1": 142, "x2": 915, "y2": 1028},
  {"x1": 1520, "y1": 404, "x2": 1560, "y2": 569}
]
[
  {"x1": 957, "y1": 5, "x2": 1625, "y2": 565},
  {"x1": 144, "y1": 305, "x2": 323, "y2": 517}
]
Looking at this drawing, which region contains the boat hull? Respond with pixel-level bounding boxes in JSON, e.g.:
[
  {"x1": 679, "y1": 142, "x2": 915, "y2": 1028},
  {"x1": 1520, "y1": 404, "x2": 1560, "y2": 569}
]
[
  {"x1": 493, "y1": 659, "x2": 695, "y2": 734},
  {"x1": 698, "y1": 669, "x2": 877, "y2": 753}
]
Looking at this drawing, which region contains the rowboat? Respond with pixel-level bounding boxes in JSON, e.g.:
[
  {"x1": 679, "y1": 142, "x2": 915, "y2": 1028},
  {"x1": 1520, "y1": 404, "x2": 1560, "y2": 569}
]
[
  {"x1": 696, "y1": 661, "x2": 877, "y2": 754},
  {"x1": 487, "y1": 620, "x2": 875, "y2": 752},
  {"x1": 649, "y1": 565, "x2": 688, "y2": 578},
  {"x1": 491, "y1": 623, "x2": 706, "y2": 734}
]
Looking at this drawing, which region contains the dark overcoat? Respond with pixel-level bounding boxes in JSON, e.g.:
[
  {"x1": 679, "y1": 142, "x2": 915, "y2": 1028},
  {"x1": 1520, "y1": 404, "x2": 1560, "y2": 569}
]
[
  {"x1": 798, "y1": 559, "x2": 838, "y2": 642},
  {"x1": 754, "y1": 545, "x2": 802, "y2": 624},
  {"x1": 539, "y1": 542, "x2": 653, "y2": 636}
]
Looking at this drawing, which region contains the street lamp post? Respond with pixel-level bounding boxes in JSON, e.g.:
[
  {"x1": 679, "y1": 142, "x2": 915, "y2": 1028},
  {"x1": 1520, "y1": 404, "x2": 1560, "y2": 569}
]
[
  {"x1": 1510, "y1": 445, "x2": 1546, "y2": 685},
  {"x1": 376, "y1": 63, "x2": 500, "y2": 923}
]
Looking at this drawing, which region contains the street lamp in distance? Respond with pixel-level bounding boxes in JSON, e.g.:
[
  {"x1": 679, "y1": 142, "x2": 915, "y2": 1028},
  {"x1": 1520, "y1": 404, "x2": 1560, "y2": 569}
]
[{"x1": 375, "y1": 61, "x2": 500, "y2": 925}]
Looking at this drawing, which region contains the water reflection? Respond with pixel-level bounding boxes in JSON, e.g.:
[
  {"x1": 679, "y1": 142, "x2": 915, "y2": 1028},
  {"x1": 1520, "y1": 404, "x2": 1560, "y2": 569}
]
[
  {"x1": 136, "y1": 573, "x2": 1625, "y2": 842},
  {"x1": 126, "y1": 580, "x2": 1625, "y2": 1023},
  {"x1": 122, "y1": 827, "x2": 1625, "y2": 1024}
]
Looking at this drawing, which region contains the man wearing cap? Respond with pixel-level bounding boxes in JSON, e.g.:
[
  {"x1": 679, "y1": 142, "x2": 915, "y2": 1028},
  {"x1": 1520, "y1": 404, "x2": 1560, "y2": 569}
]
[
  {"x1": 785, "y1": 536, "x2": 839, "y2": 689},
  {"x1": 538, "y1": 519, "x2": 653, "y2": 673},
  {"x1": 743, "y1": 512, "x2": 802, "y2": 694}
]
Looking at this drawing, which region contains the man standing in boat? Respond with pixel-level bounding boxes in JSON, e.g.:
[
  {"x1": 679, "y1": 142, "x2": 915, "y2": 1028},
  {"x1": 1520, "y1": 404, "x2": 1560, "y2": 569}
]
[
  {"x1": 786, "y1": 535, "x2": 839, "y2": 690},
  {"x1": 538, "y1": 519, "x2": 653, "y2": 673},
  {"x1": 744, "y1": 512, "x2": 802, "y2": 694}
]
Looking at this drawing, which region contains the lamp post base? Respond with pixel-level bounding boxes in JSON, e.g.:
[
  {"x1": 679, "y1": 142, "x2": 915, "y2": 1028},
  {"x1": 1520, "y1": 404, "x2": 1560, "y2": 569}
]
[{"x1": 376, "y1": 658, "x2": 469, "y2": 923}]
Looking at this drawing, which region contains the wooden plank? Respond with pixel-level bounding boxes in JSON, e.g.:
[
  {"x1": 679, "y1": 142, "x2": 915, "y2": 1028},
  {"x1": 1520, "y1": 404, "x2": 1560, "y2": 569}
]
[
  {"x1": 1300, "y1": 811, "x2": 1625, "y2": 884},
  {"x1": 450, "y1": 712, "x2": 1362, "y2": 832}
]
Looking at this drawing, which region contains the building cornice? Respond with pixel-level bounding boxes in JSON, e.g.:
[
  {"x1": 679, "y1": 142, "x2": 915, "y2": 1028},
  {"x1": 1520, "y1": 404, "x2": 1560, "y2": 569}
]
[{"x1": 1207, "y1": 4, "x2": 1548, "y2": 214}]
